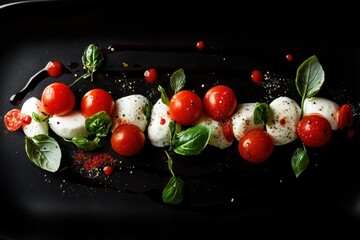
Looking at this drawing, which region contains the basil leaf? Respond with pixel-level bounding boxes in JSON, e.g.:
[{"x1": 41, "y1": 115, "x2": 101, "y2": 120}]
[
  {"x1": 253, "y1": 102, "x2": 270, "y2": 125},
  {"x1": 70, "y1": 136, "x2": 101, "y2": 151},
  {"x1": 85, "y1": 111, "x2": 112, "y2": 137},
  {"x1": 295, "y1": 55, "x2": 324, "y2": 116},
  {"x1": 143, "y1": 102, "x2": 153, "y2": 123},
  {"x1": 170, "y1": 68, "x2": 186, "y2": 94},
  {"x1": 172, "y1": 125, "x2": 212, "y2": 156},
  {"x1": 25, "y1": 134, "x2": 61, "y2": 172},
  {"x1": 69, "y1": 43, "x2": 104, "y2": 87},
  {"x1": 82, "y1": 43, "x2": 105, "y2": 82},
  {"x1": 291, "y1": 146, "x2": 309, "y2": 178},
  {"x1": 158, "y1": 85, "x2": 169, "y2": 105},
  {"x1": 162, "y1": 175, "x2": 185, "y2": 204}
]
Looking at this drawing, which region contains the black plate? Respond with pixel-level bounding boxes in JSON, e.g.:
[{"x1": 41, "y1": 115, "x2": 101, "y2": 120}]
[{"x1": 1, "y1": 1, "x2": 360, "y2": 239}]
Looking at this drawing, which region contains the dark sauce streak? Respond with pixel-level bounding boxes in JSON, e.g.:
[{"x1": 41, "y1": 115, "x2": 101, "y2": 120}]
[
  {"x1": 9, "y1": 63, "x2": 71, "y2": 105},
  {"x1": 9, "y1": 69, "x2": 48, "y2": 105}
]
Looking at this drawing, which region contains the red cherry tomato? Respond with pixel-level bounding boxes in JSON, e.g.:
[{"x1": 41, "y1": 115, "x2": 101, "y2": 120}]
[
  {"x1": 297, "y1": 114, "x2": 332, "y2": 148},
  {"x1": 4, "y1": 109, "x2": 23, "y2": 131},
  {"x1": 111, "y1": 123, "x2": 145, "y2": 156},
  {"x1": 41, "y1": 82, "x2": 75, "y2": 116},
  {"x1": 103, "y1": 165, "x2": 114, "y2": 176},
  {"x1": 203, "y1": 85, "x2": 237, "y2": 122},
  {"x1": 251, "y1": 69, "x2": 264, "y2": 85},
  {"x1": 196, "y1": 40, "x2": 206, "y2": 50},
  {"x1": 80, "y1": 88, "x2": 115, "y2": 118},
  {"x1": 144, "y1": 68, "x2": 159, "y2": 83},
  {"x1": 337, "y1": 104, "x2": 353, "y2": 130},
  {"x1": 168, "y1": 90, "x2": 203, "y2": 126},
  {"x1": 46, "y1": 60, "x2": 63, "y2": 78},
  {"x1": 238, "y1": 129, "x2": 274, "y2": 163},
  {"x1": 221, "y1": 117, "x2": 235, "y2": 142}
]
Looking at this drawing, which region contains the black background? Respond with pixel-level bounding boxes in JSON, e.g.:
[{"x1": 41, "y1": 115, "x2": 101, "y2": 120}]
[{"x1": 1, "y1": 1, "x2": 360, "y2": 239}]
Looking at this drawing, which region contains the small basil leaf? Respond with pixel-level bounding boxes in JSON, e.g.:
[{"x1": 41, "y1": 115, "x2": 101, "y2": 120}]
[
  {"x1": 158, "y1": 85, "x2": 169, "y2": 105},
  {"x1": 172, "y1": 125, "x2": 212, "y2": 156},
  {"x1": 25, "y1": 134, "x2": 61, "y2": 172},
  {"x1": 85, "y1": 111, "x2": 112, "y2": 137},
  {"x1": 70, "y1": 136, "x2": 101, "y2": 151},
  {"x1": 170, "y1": 68, "x2": 186, "y2": 94},
  {"x1": 162, "y1": 175, "x2": 185, "y2": 204},
  {"x1": 253, "y1": 102, "x2": 270, "y2": 125},
  {"x1": 82, "y1": 43, "x2": 105, "y2": 81},
  {"x1": 295, "y1": 55, "x2": 324, "y2": 99},
  {"x1": 291, "y1": 146, "x2": 309, "y2": 178}
]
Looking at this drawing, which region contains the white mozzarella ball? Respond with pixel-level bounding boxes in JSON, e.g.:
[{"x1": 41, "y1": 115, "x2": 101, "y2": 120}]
[
  {"x1": 147, "y1": 98, "x2": 172, "y2": 147},
  {"x1": 231, "y1": 102, "x2": 264, "y2": 141},
  {"x1": 266, "y1": 96, "x2": 301, "y2": 145},
  {"x1": 48, "y1": 110, "x2": 88, "y2": 139},
  {"x1": 196, "y1": 114, "x2": 233, "y2": 149},
  {"x1": 112, "y1": 94, "x2": 150, "y2": 132},
  {"x1": 21, "y1": 97, "x2": 49, "y2": 137}
]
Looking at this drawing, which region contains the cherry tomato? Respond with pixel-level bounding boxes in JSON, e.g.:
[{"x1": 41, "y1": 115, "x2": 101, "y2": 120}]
[
  {"x1": 144, "y1": 68, "x2": 158, "y2": 83},
  {"x1": 196, "y1": 40, "x2": 206, "y2": 50},
  {"x1": 251, "y1": 69, "x2": 264, "y2": 85},
  {"x1": 238, "y1": 129, "x2": 274, "y2": 163},
  {"x1": 203, "y1": 85, "x2": 237, "y2": 121},
  {"x1": 4, "y1": 109, "x2": 23, "y2": 131},
  {"x1": 221, "y1": 118, "x2": 234, "y2": 142},
  {"x1": 297, "y1": 114, "x2": 332, "y2": 148},
  {"x1": 111, "y1": 123, "x2": 145, "y2": 156},
  {"x1": 81, "y1": 88, "x2": 115, "y2": 118},
  {"x1": 41, "y1": 82, "x2": 75, "y2": 116},
  {"x1": 337, "y1": 104, "x2": 353, "y2": 130},
  {"x1": 46, "y1": 60, "x2": 63, "y2": 78},
  {"x1": 168, "y1": 90, "x2": 203, "y2": 126},
  {"x1": 103, "y1": 165, "x2": 114, "y2": 176}
]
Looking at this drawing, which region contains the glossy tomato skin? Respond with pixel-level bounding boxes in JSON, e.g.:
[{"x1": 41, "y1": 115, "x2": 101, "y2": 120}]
[
  {"x1": 46, "y1": 60, "x2": 63, "y2": 78},
  {"x1": 238, "y1": 129, "x2": 274, "y2": 163},
  {"x1": 111, "y1": 123, "x2": 145, "y2": 156},
  {"x1": 81, "y1": 88, "x2": 115, "y2": 118},
  {"x1": 203, "y1": 85, "x2": 237, "y2": 122},
  {"x1": 337, "y1": 104, "x2": 353, "y2": 130},
  {"x1": 168, "y1": 90, "x2": 203, "y2": 126},
  {"x1": 297, "y1": 114, "x2": 332, "y2": 148},
  {"x1": 144, "y1": 68, "x2": 158, "y2": 83},
  {"x1": 41, "y1": 82, "x2": 75, "y2": 116}
]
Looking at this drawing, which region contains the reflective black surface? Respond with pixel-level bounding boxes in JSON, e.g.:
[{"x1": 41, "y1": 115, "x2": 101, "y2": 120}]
[{"x1": 1, "y1": 1, "x2": 360, "y2": 239}]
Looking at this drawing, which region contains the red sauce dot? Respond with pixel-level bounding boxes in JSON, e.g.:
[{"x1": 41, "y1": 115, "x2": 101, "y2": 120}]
[
  {"x1": 196, "y1": 40, "x2": 205, "y2": 50},
  {"x1": 160, "y1": 118, "x2": 166, "y2": 125},
  {"x1": 279, "y1": 118, "x2": 286, "y2": 125},
  {"x1": 286, "y1": 54, "x2": 293, "y2": 62},
  {"x1": 251, "y1": 69, "x2": 263, "y2": 85}
]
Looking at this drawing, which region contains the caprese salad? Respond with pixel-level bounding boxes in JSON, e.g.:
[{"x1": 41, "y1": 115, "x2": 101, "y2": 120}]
[{"x1": 3, "y1": 44, "x2": 355, "y2": 205}]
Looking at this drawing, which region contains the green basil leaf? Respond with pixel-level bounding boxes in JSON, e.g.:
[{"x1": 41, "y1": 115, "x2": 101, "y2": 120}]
[
  {"x1": 170, "y1": 68, "x2": 186, "y2": 94},
  {"x1": 295, "y1": 55, "x2": 324, "y2": 98},
  {"x1": 291, "y1": 146, "x2": 309, "y2": 178},
  {"x1": 70, "y1": 136, "x2": 101, "y2": 151},
  {"x1": 158, "y1": 85, "x2": 169, "y2": 105},
  {"x1": 253, "y1": 102, "x2": 270, "y2": 125},
  {"x1": 172, "y1": 125, "x2": 212, "y2": 156},
  {"x1": 82, "y1": 43, "x2": 105, "y2": 81},
  {"x1": 85, "y1": 111, "x2": 112, "y2": 137},
  {"x1": 143, "y1": 102, "x2": 153, "y2": 123},
  {"x1": 25, "y1": 134, "x2": 61, "y2": 172},
  {"x1": 295, "y1": 55, "x2": 324, "y2": 117},
  {"x1": 162, "y1": 175, "x2": 185, "y2": 204}
]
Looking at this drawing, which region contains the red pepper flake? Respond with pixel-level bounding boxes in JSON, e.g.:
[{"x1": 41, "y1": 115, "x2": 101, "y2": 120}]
[
  {"x1": 160, "y1": 117, "x2": 166, "y2": 125},
  {"x1": 279, "y1": 118, "x2": 286, "y2": 125},
  {"x1": 74, "y1": 150, "x2": 116, "y2": 171}
]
